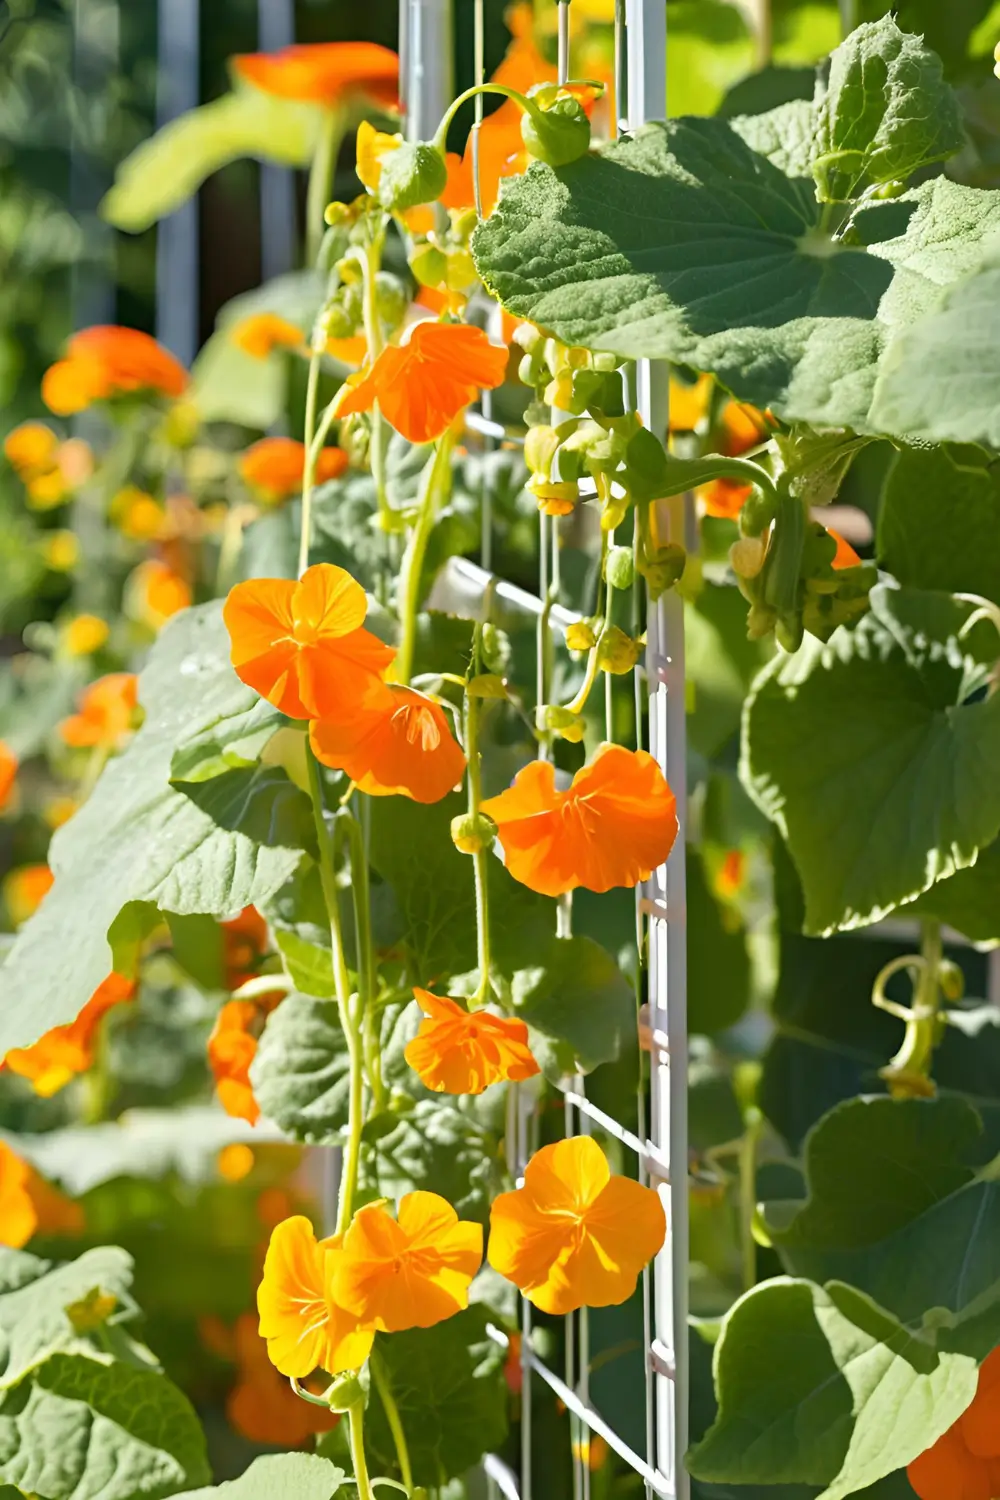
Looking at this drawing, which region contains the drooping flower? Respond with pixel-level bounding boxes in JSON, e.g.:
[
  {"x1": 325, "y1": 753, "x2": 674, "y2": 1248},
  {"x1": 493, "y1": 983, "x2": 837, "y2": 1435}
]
[
  {"x1": 404, "y1": 989, "x2": 540, "y2": 1095},
  {"x1": 310, "y1": 685, "x2": 466, "y2": 803},
  {"x1": 3, "y1": 863, "x2": 54, "y2": 925},
  {"x1": 226, "y1": 1311, "x2": 338, "y2": 1445},
  {"x1": 59, "y1": 672, "x2": 139, "y2": 749},
  {"x1": 233, "y1": 41, "x2": 399, "y2": 110},
  {"x1": 335, "y1": 321, "x2": 508, "y2": 445},
  {"x1": 257, "y1": 1215, "x2": 375, "y2": 1378},
  {"x1": 0, "y1": 1141, "x2": 83, "y2": 1248},
  {"x1": 488, "y1": 1136, "x2": 666, "y2": 1314},
  {"x1": 42, "y1": 326, "x2": 188, "y2": 416},
  {"x1": 208, "y1": 1001, "x2": 262, "y2": 1124},
  {"x1": 231, "y1": 313, "x2": 306, "y2": 360},
  {"x1": 908, "y1": 1346, "x2": 1000, "y2": 1500},
  {"x1": 828, "y1": 527, "x2": 862, "y2": 570},
  {"x1": 223, "y1": 563, "x2": 395, "y2": 720},
  {"x1": 239, "y1": 436, "x2": 348, "y2": 506},
  {"x1": 480, "y1": 743, "x2": 679, "y2": 897},
  {"x1": 333, "y1": 1191, "x2": 483, "y2": 1332},
  {"x1": 4, "y1": 973, "x2": 135, "y2": 1097},
  {"x1": 0, "y1": 742, "x2": 17, "y2": 812}
]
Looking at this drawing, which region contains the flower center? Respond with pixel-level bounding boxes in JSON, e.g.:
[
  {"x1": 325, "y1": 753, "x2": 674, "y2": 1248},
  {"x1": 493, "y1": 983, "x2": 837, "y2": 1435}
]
[{"x1": 397, "y1": 704, "x2": 441, "y2": 751}]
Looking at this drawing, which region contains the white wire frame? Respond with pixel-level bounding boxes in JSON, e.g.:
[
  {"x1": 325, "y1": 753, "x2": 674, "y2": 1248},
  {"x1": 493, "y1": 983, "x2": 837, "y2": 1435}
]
[{"x1": 402, "y1": 4, "x2": 688, "y2": 1499}]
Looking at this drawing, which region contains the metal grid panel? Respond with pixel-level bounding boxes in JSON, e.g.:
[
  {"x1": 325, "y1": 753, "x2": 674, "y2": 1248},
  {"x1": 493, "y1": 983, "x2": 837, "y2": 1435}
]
[{"x1": 403, "y1": 5, "x2": 687, "y2": 1498}]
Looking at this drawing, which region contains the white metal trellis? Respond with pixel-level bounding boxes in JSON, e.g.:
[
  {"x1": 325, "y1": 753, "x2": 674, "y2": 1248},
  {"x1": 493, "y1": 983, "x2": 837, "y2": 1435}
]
[
  {"x1": 404, "y1": 3, "x2": 688, "y2": 1498},
  {"x1": 156, "y1": 0, "x2": 200, "y2": 367}
]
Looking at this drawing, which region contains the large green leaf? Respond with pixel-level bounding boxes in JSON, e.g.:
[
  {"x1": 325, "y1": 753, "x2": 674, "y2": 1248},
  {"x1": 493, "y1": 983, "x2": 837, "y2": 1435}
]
[
  {"x1": 904, "y1": 838, "x2": 1000, "y2": 945},
  {"x1": 511, "y1": 934, "x2": 634, "y2": 1076},
  {"x1": 0, "y1": 1354, "x2": 210, "y2": 1500},
  {"x1": 360, "y1": 1100, "x2": 499, "y2": 1223},
  {"x1": 102, "y1": 90, "x2": 321, "y2": 232},
  {"x1": 0, "y1": 605, "x2": 309, "y2": 1052},
  {"x1": 878, "y1": 444, "x2": 1000, "y2": 606},
  {"x1": 687, "y1": 1278, "x2": 978, "y2": 1496},
  {"x1": 174, "y1": 1455, "x2": 346, "y2": 1500},
  {"x1": 810, "y1": 18, "x2": 963, "y2": 202},
  {"x1": 472, "y1": 117, "x2": 1000, "y2": 430},
  {"x1": 741, "y1": 585, "x2": 1000, "y2": 935},
  {"x1": 363, "y1": 1307, "x2": 508, "y2": 1487},
  {"x1": 870, "y1": 238, "x2": 1000, "y2": 447},
  {"x1": 0, "y1": 1246, "x2": 137, "y2": 1390}
]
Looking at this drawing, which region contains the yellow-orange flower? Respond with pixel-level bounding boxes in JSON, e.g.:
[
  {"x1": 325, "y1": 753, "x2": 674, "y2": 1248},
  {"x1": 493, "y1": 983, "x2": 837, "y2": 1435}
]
[
  {"x1": 231, "y1": 313, "x2": 306, "y2": 360},
  {"x1": 42, "y1": 326, "x2": 188, "y2": 416},
  {"x1": 217, "y1": 1143, "x2": 255, "y2": 1184},
  {"x1": 233, "y1": 41, "x2": 399, "y2": 109},
  {"x1": 226, "y1": 1311, "x2": 338, "y2": 1445},
  {"x1": 0, "y1": 741, "x2": 17, "y2": 811},
  {"x1": 257, "y1": 1215, "x2": 375, "y2": 1377},
  {"x1": 59, "y1": 672, "x2": 138, "y2": 749},
  {"x1": 4, "y1": 973, "x2": 135, "y2": 1097},
  {"x1": 4, "y1": 421, "x2": 59, "y2": 476},
  {"x1": 669, "y1": 374, "x2": 712, "y2": 433},
  {"x1": 334, "y1": 1191, "x2": 483, "y2": 1333},
  {"x1": 355, "y1": 120, "x2": 403, "y2": 193},
  {"x1": 404, "y1": 989, "x2": 539, "y2": 1095},
  {"x1": 223, "y1": 563, "x2": 395, "y2": 720},
  {"x1": 41, "y1": 530, "x2": 79, "y2": 572},
  {"x1": 208, "y1": 998, "x2": 282, "y2": 1126},
  {"x1": 239, "y1": 436, "x2": 348, "y2": 506},
  {"x1": 62, "y1": 614, "x2": 110, "y2": 657},
  {"x1": 719, "y1": 399, "x2": 771, "y2": 457},
  {"x1": 310, "y1": 685, "x2": 465, "y2": 803},
  {"x1": 128, "y1": 559, "x2": 192, "y2": 629},
  {"x1": 698, "y1": 478, "x2": 751, "y2": 521},
  {"x1": 4, "y1": 423, "x2": 92, "y2": 509},
  {"x1": 480, "y1": 743, "x2": 678, "y2": 897},
  {"x1": 222, "y1": 905, "x2": 271, "y2": 990},
  {"x1": 3, "y1": 863, "x2": 54, "y2": 925},
  {"x1": 0, "y1": 1141, "x2": 83, "y2": 1248},
  {"x1": 908, "y1": 1346, "x2": 1000, "y2": 1500},
  {"x1": 335, "y1": 321, "x2": 508, "y2": 445},
  {"x1": 488, "y1": 1136, "x2": 666, "y2": 1314},
  {"x1": 828, "y1": 527, "x2": 862, "y2": 569},
  {"x1": 111, "y1": 486, "x2": 167, "y2": 541}
]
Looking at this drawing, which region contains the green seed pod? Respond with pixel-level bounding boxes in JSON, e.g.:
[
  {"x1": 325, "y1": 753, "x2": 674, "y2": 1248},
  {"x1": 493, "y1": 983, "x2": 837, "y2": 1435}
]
[
  {"x1": 597, "y1": 625, "x2": 641, "y2": 674},
  {"x1": 374, "y1": 272, "x2": 407, "y2": 332},
  {"x1": 739, "y1": 488, "x2": 777, "y2": 538},
  {"x1": 320, "y1": 303, "x2": 357, "y2": 341},
  {"x1": 377, "y1": 140, "x2": 448, "y2": 211},
  {"x1": 409, "y1": 241, "x2": 449, "y2": 289},
  {"x1": 324, "y1": 1374, "x2": 364, "y2": 1413},
  {"x1": 521, "y1": 93, "x2": 592, "y2": 167},
  {"x1": 451, "y1": 811, "x2": 498, "y2": 855},
  {"x1": 605, "y1": 545, "x2": 635, "y2": 591},
  {"x1": 938, "y1": 959, "x2": 965, "y2": 1004}
]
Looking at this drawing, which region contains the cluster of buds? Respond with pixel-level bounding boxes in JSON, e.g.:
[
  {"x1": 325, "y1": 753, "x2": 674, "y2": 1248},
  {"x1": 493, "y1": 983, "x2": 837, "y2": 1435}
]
[
  {"x1": 515, "y1": 326, "x2": 626, "y2": 422},
  {"x1": 409, "y1": 207, "x2": 480, "y2": 304},
  {"x1": 317, "y1": 203, "x2": 407, "y2": 345}
]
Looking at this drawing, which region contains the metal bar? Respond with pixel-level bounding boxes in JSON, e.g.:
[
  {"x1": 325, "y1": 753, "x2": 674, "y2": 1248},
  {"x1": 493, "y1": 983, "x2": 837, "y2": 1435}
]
[
  {"x1": 559, "y1": 1088, "x2": 671, "y2": 1180},
  {"x1": 258, "y1": 0, "x2": 297, "y2": 280},
  {"x1": 484, "y1": 1455, "x2": 521, "y2": 1500},
  {"x1": 402, "y1": 0, "x2": 453, "y2": 143},
  {"x1": 156, "y1": 0, "x2": 200, "y2": 367},
  {"x1": 71, "y1": 0, "x2": 120, "y2": 330}
]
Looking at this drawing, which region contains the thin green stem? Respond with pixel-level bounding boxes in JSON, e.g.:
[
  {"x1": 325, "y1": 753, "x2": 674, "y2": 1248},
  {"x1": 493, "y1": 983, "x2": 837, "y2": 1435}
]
[
  {"x1": 306, "y1": 107, "x2": 345, "y2": 265},
  {"x1": 297, "y1": 348, "x2": 323, "y2": 578},
  {"x1": 565, "y1": 531, "x2": 613, "y2": 718},
  {"x1": 396, "y1": 431, "x2": 455, "y2": 685},
  {"x1": 876, "y1": 919, "x2": 945, "y2": 1097},
  {"x1": 351, "y1": 233, "x2": 391, "y2": 532},
  {"x1": 465, "y1": 687, "x2": 492, "y2": 1009},
  {"x1": 371, "y1": 1352, "x2": 414, "y2": 1495},
  {"x1": 216, "y1": 503, "x2": 250, "y2": 596},
  {"x1": 348, "y1": 1400, "x2": 376, "y2": 1500},
  {"x1": 432, "y1": 80, "x2": 602, "y2": 154},
  {"x1": 738, "y1": 1108, "x2": 763, "y2": 1293}
]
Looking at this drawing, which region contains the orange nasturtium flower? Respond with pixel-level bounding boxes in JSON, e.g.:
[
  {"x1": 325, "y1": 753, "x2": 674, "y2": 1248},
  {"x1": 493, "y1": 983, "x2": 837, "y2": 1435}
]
[
  {"x1": 59, "y1": 672, "x2": 139, "y2": 749},
  {"x1": 4, "y1": 973, "x2": 135, "y2": 1098},
  {"x1": 0, "y1": 741, "x2": 17, "y2": 811},
  {"x1": 4, "y1": 420, "x2": 60, "y2": 476},
  {"x1": 3, "y1": 863, "x2": 54, "y2": 925},
  {"x1": 404, "y1": 989, "x2": 540, "y2": 1095},
  {"x1": 827, "y1": 527, "x2": 862, "y2": 570},
  {"x1": 310, "y1": 685, "x2": 466, "y2": 803},
  {"x1": 908, "y1": 1346, "x2": 1000, "y2": 1500},
  {"x1": 258, "y1": 1215, "x2": 375, "y2": 1378},
  {"x1": 480, "y1": 743, "x2": 679, "y2": 897},
  {"x1": 62, "y1": 613, "x2": 111, "y2": 657},
  {"x1": 239, "y1": 437, "x2": 348, "y2": 506},
  {"x1": 233, "y1": 40, "x2": 399, "y2": 110},
  {"x1": 224, "y1": 563, "x2": 395, "y2": 720},
  {"x1": 226, "y1": 1311, "x2": 338, "y2": 1445},
  {"x1": 127, "y1": 559, "x2": 192, "y2": 630},
  {"x1": 42, "y1": 326, "x2": 188, "y2": 416},
  {"x1": 336, "y1": 321, "x2": 508, "y2": 446},
  {"x1": 231, "y1": 313, "x2": 306, "y2": 360},
  {"x1": 0, "y1": 1141, "x2": 82, "y2": 1248},
  {"x1": 207, "y1": 991, "x2": 283, "y2": 1125},
  {"x1": 222, "y1": 905, "x2": 271, "y2": 990},
  {"x1": 111, "y1": 486, "x2": 167, "y2": 541},
  {"x1": 488, "y1": 1136, "x2": 666, "y2": 1314},
  {"x1": 334, "y1": 1191, "x2": 483, "y2": 1333},
  {"x1": 719, "y1": 399, "x2": 771, "y2": 457}
]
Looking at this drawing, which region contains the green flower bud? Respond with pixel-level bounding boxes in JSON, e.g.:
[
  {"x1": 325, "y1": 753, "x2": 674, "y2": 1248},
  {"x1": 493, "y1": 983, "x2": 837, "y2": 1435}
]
[
  {"x1": 938, "y1": 959, "x2": 965, "y2": 1004},
  {"x1": 481, "y1": 622, "x2": 512, "y2": 673},
  {"x1": 539, "y1": 704, "x2": 585, "y2": 742},
  {"x1": 521, "y1": 91, "x2": 592, "y2": 167},
  {"x1": 377, "y1": 140, "x2": 448, "y2": 212},
  {"x1": 597, "y1": 625, "x2": 641, "y2": 674},
  {"x1": 605, "y1": 545, "x2": 635, "y2": 590},
  {"x1": 324, "y1": 201, "x2": 354, "y2": 227},
  {"x1": 375, "y1": 272, "x2": 407, "y2": 332},
  {"x1": 738, "y1": 489, "x2": 777, "y2": 538},
  {"x1": 325, "y1": 1373, "x2": 364, "y2": 1412},
  {"x1": 409, "y1": 242, "x2": 449, "y2": 289},
  {"x1": 729, "y1": 537, "x2": 766, "y2": 580},
  {"x1": 451, "y1": 811, "x2": 498, "y2": 854},
  {"x1": 320, "y1": 303, "x2": 358, "y2": 341}
]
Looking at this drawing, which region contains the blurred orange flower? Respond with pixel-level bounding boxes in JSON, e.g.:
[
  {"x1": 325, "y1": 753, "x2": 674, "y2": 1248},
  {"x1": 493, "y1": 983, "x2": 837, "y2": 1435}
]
[
  {"x1": 334, "y1": 1191, "x2": 483, "y2": 1333},
  {"x1": 233, "y1": 41, "x2": 399, "y2": 110},
  {"x1": 209, "y1": 1001, "x2": 261, "y2": 1124},
  {"x1": 227, "y1": 1311, "x2": 338, "y2": 1445},
  {"x1": 669, "y1": 374, "x2": 712, "y2": 433},
  {"x1": 62, "y1": 613, "x2": 111, "y2": 657},
  {"x1": 714, "y1": 849, "x2": 746, "y2": 901},
  {"x1": 42, "y1": 326, "x2": 188, "y2": 416},
  {"x1": 59, "y1": 672, "x2": 138, "y2": 749},
  {"x1": 222, "y1": 905, "x2": 271, "y2": 990},
  {"x1": 128, "y1": 559, "x2": 192, "y2": 630},
  {"x1": 0, "y1": 1141, "x2": 83, "y2": 1248},
  {"x1": 0, "y1": 741, "x2": 17, "y2": 811},
  {"x1": 217, "y1": 1143, "x2": 255, "y2": 1184},
  {"x1": 3, "y1": 863, "x2": 54, "y2": 925},
  {"x1": 440, "y1": 110, "x2": 528, "y2": 216},
  {"x1": 828, "y1": 527, "x2": 862, "y2": 569},
  {"x1": 231, "y1": 313, "x2": 306, "y2": 360},
  {"x1": 719, "y1": 400, "x2": 771, "y2": 457},
  {"x1": 480, "y1": 744, "x2": 678, "y2": 897},
  {"x1": 404, "y1": 989, "x2": 539, "y2": 1095},
  {"x1": 310, "y1": 684, "x2": 465, "y2": 803},
  {"x1": 4, "y1": 422, "x2": 93, "y2": 510},
  {"x1": 239, "y1": 436, "x2": 348, "y2": 506},
  {"x1": 4, "y1": 973, "x2": 135, "y2": 1098},
  {"x1": 698, "y1": 478, "x2": 751, "y2": 521},
  {"x1": 4, "y1": 421, "x2": 59, "y2": 476},
  {"x1": 335, "y1": 321, "x2": 508, "y2": 445},
  {"x1": 258, "y1": 1215, "x2": 375, "y2": 1377},
  {"x1": 908, "y1": 1347, "x2": 1000, "y2": 1500},
  {"x1": 488, "y1": 1136, "x2": 666, "y2": 1314},
  {"x1": 224, "y1": 563, "x2": 395, "y2": 720},
  {"x1": 112, "y1": 486, "x2": 167, "y2": 541}
]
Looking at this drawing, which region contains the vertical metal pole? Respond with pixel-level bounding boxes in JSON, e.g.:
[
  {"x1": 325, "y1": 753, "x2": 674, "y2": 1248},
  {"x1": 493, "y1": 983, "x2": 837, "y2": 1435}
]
[
  {"x1": 71, "y1": 0, "x2": 119, "y2": 330},
  {"x1": 624, "y1": 2, "x2": 689, "y2": 1498},
  {"x1": 258, "y1": 0, "x2": 297, "y2": 281},
  {"x1": 402, "y1": 0, "x2": 453, "y2": 144},
  {"x1": 156, "y1": 0, "x2": 200, "y2": 367}
]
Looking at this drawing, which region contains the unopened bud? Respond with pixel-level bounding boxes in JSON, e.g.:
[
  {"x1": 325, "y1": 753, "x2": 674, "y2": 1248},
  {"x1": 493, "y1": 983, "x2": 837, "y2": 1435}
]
[
  {"x1": 605, "y1": 545, "x2": 635, "y2": 590},
  {"x1": 938, "y1": 960, "x2": 965, "y2": 1004},
  {"x1": 521, "y1": 91, "x2": 592, "y2": 167},
  {"x1": 480, "y1": 622, "x2": 511, "y2": 673},
  {"x1": 729, "y1": 537, "x2": 766, "y2": 580},
  {"x1": 597, "y1": 625, "x2": 641, "y2": 674},
  {"x1": 565, "y1": 620, "x2": 597, "y2": 652},
  {"x1": 378, "y1": 140, "x2": 448, "y2": 211},
  {"x1": 539, "y1": 704, "x2": 585, "y2": 742},
  {"x1": 451, "y1": 812, "x2": 497, "y2": 855},
  {"x1": 325, "y1": 1374, "x2": 364, "y2": 1412},
  {"x1": 409, "y1": 242, "x2": 448, "y2": 288}
]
